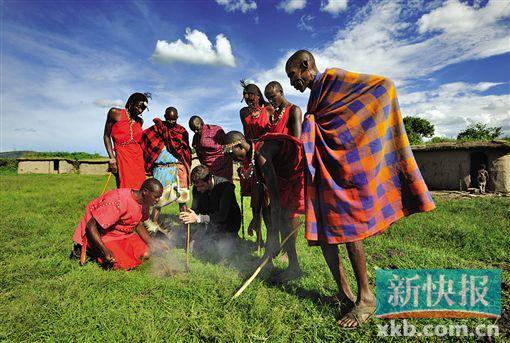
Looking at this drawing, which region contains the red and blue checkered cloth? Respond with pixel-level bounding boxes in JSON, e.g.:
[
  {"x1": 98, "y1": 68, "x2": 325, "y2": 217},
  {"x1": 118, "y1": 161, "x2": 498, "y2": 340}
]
[{"x1": 302, "y1": 68, "x2": 435, "y2": 244}]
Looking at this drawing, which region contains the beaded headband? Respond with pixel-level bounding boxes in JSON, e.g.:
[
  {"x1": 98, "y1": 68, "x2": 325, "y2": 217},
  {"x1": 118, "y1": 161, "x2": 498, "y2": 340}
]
[{"x1": 222, "y1": 140, "x2": 243, "y2": 155}]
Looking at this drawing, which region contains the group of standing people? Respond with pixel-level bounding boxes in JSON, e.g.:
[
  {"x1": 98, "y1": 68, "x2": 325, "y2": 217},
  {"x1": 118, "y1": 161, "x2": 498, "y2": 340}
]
[{"x1": 71, "y1": 49, "x2": 436, "y2": 328}]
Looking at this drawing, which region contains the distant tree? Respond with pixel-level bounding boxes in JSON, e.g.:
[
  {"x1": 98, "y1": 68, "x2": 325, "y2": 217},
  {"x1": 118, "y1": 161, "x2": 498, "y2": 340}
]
[
  {"x1": 24, "y1": 151, "x2": 106, "y2": 160},
  {"x1": 403, "y1": 116, "x2": 435, "y2": 145},
  {"x1": 457, "y1": 123, "x2": 502, "y2": 141},
  {"x1": 429, "y1": 136, "x2": 456, "y2": 144}
]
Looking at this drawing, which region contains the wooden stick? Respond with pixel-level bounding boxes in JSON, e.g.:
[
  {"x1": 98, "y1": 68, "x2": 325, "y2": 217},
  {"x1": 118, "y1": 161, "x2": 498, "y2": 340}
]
[
  {"x1": 257, "y1": 226, "x2": 261, "y2": 254},
  {"x1": 231, "y1": 226, "x2": 298, "y2": 300},
  {"x1": 186, "y1": 223, "x2": 190, "y2": 271},
  {"x1": 241, "y1": 195, "x2": 245, "y2": 239},
  {"x1": 101, "y1": 172, "x2": 112, "y2": 195}
]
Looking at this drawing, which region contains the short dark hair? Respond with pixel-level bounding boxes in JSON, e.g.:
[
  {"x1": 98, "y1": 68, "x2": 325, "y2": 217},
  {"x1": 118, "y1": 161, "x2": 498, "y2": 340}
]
[
  {"x1": 165, "y1": 106, "x2": 178, "y2": 115},
  {"x1": 191, "y1": 165, "x2": 212, "y2": 184},
  {"x1": 189, "y1": 115, "x2": 203, "y2": 129},
  {"x1": 140, "y1": 178, "x2": 163, "y2": 192},
  {"x1": 265, "y1": 81, "x2": 283, "y2": 93}
]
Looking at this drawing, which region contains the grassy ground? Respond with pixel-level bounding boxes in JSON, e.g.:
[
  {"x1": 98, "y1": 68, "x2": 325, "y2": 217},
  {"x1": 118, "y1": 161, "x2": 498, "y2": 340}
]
[{"x1": 1, "y1": 172, "x2": 509, "y2": 342}]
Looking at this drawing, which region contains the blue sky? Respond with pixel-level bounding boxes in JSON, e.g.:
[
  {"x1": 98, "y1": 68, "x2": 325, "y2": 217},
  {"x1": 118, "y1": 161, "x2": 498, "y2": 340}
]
[{"x1": 1, "y1": 0, "x2": 509, "y2": 153}]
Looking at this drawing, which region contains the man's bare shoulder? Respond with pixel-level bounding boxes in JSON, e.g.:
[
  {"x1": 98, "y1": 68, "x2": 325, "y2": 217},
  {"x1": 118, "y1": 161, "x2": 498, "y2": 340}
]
[
  {"x1": 107, "y1": 107, "x2": 123, "y2": 121},
  {"x1": 240, "y1": 107, "x2": 250, "y2": 118},
  {"x1": 290, "y1": 104, "x2": 302, "y2": 115}
]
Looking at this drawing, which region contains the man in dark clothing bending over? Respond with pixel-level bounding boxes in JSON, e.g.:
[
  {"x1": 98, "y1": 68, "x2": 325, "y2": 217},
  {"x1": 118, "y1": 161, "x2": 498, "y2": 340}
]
[{"x1": 179, "y1": 165, "x2": 241, "y2": 239}]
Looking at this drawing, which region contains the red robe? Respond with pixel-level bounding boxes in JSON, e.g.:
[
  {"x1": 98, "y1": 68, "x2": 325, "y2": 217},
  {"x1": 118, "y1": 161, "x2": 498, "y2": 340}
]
[
  {"x1": 241, "y1": 106, "x2": 269, "y2": 142},
  {"x1": 111, "y1": 109, "x2": 146, "y2": 189},
  {"x1": 240, "y1": 106, "x2": 269, "y2": 196},
  {"x1": 267, "y1": 105, "x2": 295, "y2": 136},
  {"x1": 72, "y1": 189, "x2": 150, "y2": 270},
  {"x1": 193, "y1": 124, "x2": 233, "y2": 181},
  {"x1": 254, "y1": 133, "x2": 304, "y2": 217}
]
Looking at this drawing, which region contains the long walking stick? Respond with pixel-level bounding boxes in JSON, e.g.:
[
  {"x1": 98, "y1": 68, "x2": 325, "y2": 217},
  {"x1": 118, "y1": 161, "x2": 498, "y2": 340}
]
[
  {"x1": 241, "y1": 195, "x2": 245, "y2": 239},
  {"x1": 80, "y1": 171, "x2": 113, "y2": 265},
  {"x1": 186, "y1": 223, "x2": 190, "y2": 271},
  {"x1": 257, "y1": 222, "x2": 261, "y2": 254},
  {"x1": 231, "y1": 226, "x2": 298, "y2": 300},
  {"x1": 101, "y1": 172, "x2": 112, "y2": 195}
]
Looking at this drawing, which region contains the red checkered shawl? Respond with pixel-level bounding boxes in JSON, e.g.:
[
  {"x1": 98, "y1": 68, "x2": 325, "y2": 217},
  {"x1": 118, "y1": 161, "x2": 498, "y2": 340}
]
[
  {"x1": 302, "y1": 68, "x2": 435, "y2": 244},
  {"x1": 141, "y1": 118, "x2": 191, "y2": 176},
  {"x1": 193, "y1": 124, "x2": 233, "y2": 181}
]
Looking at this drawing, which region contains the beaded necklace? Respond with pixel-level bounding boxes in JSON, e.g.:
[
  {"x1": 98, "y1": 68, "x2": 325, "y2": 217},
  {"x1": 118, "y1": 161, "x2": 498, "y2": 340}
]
[{"x1": 270, "y1": 105, "x2": 287, "y2": 125}]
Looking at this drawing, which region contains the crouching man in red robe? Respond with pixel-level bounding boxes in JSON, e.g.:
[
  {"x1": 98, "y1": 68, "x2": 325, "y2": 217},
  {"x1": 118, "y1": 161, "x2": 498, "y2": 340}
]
[
  {"x1": 71, "y1": 178, "x2": 166, "y2": 270},
  {"x1": 223, "y1": 131, "x2": 304, "y2": 283}
]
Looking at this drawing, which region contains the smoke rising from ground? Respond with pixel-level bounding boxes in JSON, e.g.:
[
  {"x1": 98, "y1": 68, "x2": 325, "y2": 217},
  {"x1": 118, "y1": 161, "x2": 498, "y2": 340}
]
[{"x1": 148, "y1": 214, "x2": 265, "y2": 278}]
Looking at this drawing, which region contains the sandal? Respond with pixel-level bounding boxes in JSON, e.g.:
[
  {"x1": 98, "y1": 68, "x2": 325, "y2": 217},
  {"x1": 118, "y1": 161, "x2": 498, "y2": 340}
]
[{"x1": 337, "y1": 304, "x2": 376, "y2": 329}]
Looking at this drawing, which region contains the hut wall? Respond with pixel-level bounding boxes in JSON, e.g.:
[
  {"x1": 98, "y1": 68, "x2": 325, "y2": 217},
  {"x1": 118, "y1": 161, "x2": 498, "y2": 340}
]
[
  {"x1": 413, "y1": 151, "x2": 470, "y2": 190},
  {"x1": 487, "y1": 152, "x2": 510, "y2": 194},
  {"x1": 58, "y1": 160, "x2": 75, "y2": 174},
  {"x1": 18, "y1": 160, "x2": 52, "y2": 174},
  {"x1": 79, "y1": 162, "x2": 109, "y2": 175}
]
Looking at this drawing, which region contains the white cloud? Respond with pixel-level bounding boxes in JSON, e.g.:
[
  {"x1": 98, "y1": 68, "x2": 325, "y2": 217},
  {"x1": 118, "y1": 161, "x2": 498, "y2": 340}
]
[
  {"x1": 299, "y1": 0, "x2": 510, "y2": 83},
  {"x1": 152, "y1": 28, "x2": 236, "y2": 67},
  {"x1": 277, "y1": 0, "x2": 307, "y2": 13},
  {"x1": 400, "y1": 82, "x2": 510, "y2": 137},
  {"x1": 93, "y1": 99, "x2": 124, "y2": 108},
  {"x1": 250, "y1": 0, "x2": 510, "y2": 137},
  {"x1": 13, "y1": 128, "x2": 37, "y2": 133},
  {"x1": 432, "y1": 82, "x2": 504, "y2": 97},
  {"x1": 320, "y1": 0, "x2": 348, "y2": 16},
  {"x1": 297, "y1": 14, "x2": 314, "y2": 32},
  {"x1": 215, "y1": 0, "x2": 257, "y2": 13},
  {"x1": 419, "y1": 0, "x2": 510, "y2": 34}
]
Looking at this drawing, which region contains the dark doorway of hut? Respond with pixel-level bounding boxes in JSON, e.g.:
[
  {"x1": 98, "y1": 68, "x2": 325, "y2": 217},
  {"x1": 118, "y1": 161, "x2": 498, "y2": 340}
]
[{"x1": 469, "y1": 152, "x2": 487, "y2": 189}]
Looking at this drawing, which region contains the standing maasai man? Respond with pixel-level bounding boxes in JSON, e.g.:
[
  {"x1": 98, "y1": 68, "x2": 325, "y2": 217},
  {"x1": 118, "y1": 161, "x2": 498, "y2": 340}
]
[
  {"x1": 224, "y1": 131, "x2": 304, "y2": 283},
  {"x1": 264, "y1": 81, "x2": 303, "y2": 266},
  {"x1": 285, "y1": 50, "x2": 435, "y2": 328},
  {"x1": 104, "y1": 92, "x2": 149, "y2": 189},
  {"x1": 71, "y1": 179, "x2": 165, "y2": 270},
  {"x1": 141, "y1": 107, "x2": 192, "y2": 230},
  {"x1": 189, "y1": 115, "x2": 233, "y2": 182},
  {"x1": 264, "y1": 81, "x2": 302, "y2": 138},
  {"x1": 239, "y1": 81, "x2": 270, "y2": 241}
]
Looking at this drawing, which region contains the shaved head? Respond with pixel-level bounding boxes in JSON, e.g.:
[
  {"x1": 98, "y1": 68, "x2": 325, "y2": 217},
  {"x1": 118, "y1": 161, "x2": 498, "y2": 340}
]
[
  {"x1": 265, "y1": 81, "x2": 283, "y2": 93},
  {"x1": 141, "y1": 178, "x2": 163, "y2": 193},
  {"x1": 189, "y1": 115, "x2": 204, "y2": 134},
  {"x1": 164, "y1": 106, "x2": 179, "y2": 126},
  {"x1": 139, "y1": 178, "x2": 163, "y2": 207},
  {"x1": 189, "y1": 115, "x2": 203, "y2": 127},
  {"x1": 223, "y1": 131, "x2": 249, "y2": 162},
  {"x1": 286, "y1": 50, "x2": 316, "y2": 70},
  {"x1": 224, "y1": 130, "x2": 246, "y2": 145},
  {"x1": 285, "y1": 49, "x2": 319, "y2": 92}
]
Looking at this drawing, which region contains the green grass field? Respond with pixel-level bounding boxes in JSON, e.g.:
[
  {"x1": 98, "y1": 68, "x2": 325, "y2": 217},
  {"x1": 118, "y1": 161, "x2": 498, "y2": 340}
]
[{"x1": 1, "y1": 173, "x2": 509, "y2": 342}]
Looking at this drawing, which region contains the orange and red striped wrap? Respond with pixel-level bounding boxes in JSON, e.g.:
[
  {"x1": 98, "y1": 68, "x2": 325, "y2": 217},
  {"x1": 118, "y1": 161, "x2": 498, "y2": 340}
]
[{"x1": 302, "y1": 68, "x2": 435, "y2": 244}]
